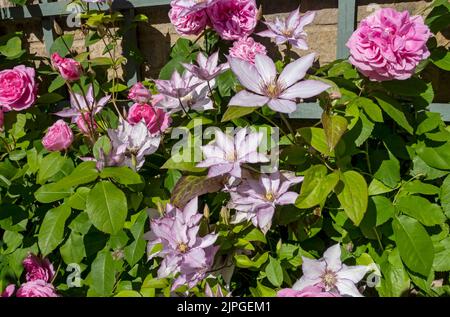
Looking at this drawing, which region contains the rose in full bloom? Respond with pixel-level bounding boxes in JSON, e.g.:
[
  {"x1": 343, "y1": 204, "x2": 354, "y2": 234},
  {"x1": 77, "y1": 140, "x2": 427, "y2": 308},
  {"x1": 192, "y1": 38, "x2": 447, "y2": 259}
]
[
  {"x1": 207, "y1": 0, "x2": 258, "y2": 40},
  {"x1": 128, "y1": 82, "x2": 152, "y2": 104},
  {"x1": 127, "y1": 103, "x2": 171, "y2": 135},
  {"x1": 229, "y1": 36, "x2": 267, "y2": 64},
  {"x1": 16, "y1": 280, "x2": 58, "y2": 297},
  {"x1": 51, "y1": 52, "x2": 82, "y2": 81},
  {"x1": 22, "y1": 253, "x2": 55, "y2": 283},
  {"x1": 0, "y1": 65, "x2": 37, "y2": 112},
  {"x1": 42, "y1": 120, "x2": 74, "y2": 152},
  {"x1": 169, "y1": 2, "x2": 209, "y2": 36},
  {"x1": 277, "y1": 285, "x2": 340, "y2": 297},
  {"x1": 346, "y1": 8, "x2": 431, "y2": 81}
]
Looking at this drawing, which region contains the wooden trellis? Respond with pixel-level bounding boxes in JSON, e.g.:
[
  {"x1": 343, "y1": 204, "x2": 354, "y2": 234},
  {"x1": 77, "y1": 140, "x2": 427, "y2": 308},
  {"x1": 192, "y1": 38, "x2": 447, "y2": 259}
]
[{"x1": 0, "y1": 0, "x2": 448, "y2": 120}]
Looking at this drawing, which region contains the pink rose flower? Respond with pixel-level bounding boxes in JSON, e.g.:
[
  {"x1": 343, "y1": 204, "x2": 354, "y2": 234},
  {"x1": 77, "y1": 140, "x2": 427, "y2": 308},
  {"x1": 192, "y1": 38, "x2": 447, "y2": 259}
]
[
  {"x1": 22, "y1": 253, "x2": 55, "y2": 283},
  {"x1": 207, "y1": 0, "x2": 258, "y2": 40},
  {"x1": 42, "y1": 120, "x2": 74, "y2": 152},
  {"x1": 346, "y1": 8, "x2": 432, "y2": 81},
  {"x1": 51, "y1": 52, "x2": 82, "y2": 82},
  {"x1": 1, "y1": 284, "x2": 15, "y2": 297},
  {"x1": 277, "y1": 285, "x2": 340, "y2": 297},
  {"x1": 16, "y1": 280, "x2": 58, "y2": 298},
  {"x1": 76, "y1": 113, "x2": 97, "y2": 135},
  {"x1": 229, "y1": 36, "x2": 267, "y2": 64},
  {"x1": 169, "y1": 3, "x2": 209, "y2": 36},
  {"x1": 0, "y1": 65, "x2": 37, "y2": 112},
  {"x1": 128, "y1": 82, "x2": 152, "y2": 104},
  {"x1": 127, "y1": 103, "x2": 171, "y2": 135}
]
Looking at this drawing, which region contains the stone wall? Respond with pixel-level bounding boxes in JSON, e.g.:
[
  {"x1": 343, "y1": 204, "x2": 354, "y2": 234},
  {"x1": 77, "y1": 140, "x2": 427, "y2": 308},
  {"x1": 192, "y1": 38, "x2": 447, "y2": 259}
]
[{"x1": 0, "y1": 0, "x2": 448, "y2": 100}]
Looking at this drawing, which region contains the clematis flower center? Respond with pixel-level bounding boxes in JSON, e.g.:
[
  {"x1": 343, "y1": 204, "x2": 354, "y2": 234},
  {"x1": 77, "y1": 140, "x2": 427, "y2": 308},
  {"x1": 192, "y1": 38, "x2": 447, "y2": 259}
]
[
  {"x1": 226, "y1": 150, "x2": 237, "y2": 162},
  {"x1": 180, "y1": 94, "x2": 194, "y2": 108},
  {"x1": 265, "y1": 192, "x2": 275, "y2": 202},
  {"x1": 282, "y1": 29, "x2": 294, "y2": 37},
  {"x1": 262, "y1": 81, "x2": 283, "y2": 99},
  {"x1": 177, "y1": 243, "x2": 189, "y2": 253},
  {"x1": 321, "y1": 269, "x2": 337, "y2": 290}
]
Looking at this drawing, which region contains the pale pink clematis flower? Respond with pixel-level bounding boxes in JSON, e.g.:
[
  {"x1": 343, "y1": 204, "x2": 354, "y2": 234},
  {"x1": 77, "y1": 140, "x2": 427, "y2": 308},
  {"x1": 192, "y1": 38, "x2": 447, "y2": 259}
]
[
  {"x1": 155, "y1": 70, "x2": 202, "y2": 100},
  {"x1": 55, "y1": 84, "x2": 110, "y2": 124},
  {"x1": 182, "y1": 51, "x2": 228, "y2": 82},
  {"x1": 228, "y1": 53, "x2": 330, "y2": 114},
  {"x1": 293, "y1": 244, "x2": 369, "y2": 297},
  {"x1": 108, "y1": 119, "x2": 161, "y2": 171},
  {"x1": 197, "y1": 128, "x2": 270, "y2": 178},
  {"x1": 257, "y1": 8, "x2": 315, "y2": 50},
  {"x1": 229, "y1": 171, "x2": 303, "y2": 234}
]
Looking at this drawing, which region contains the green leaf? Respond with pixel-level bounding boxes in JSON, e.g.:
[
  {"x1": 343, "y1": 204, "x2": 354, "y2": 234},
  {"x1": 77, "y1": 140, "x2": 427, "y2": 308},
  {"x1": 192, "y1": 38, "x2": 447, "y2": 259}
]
[
  {"x1": 48, "y1": 75, "x2": 66, "y2": 93},
  {"x1": 66, "y1": 187, "x2": 90, "y2": 210},
  {"x1": 222, "y1": 106, "x2": 258, "y2": 122},
  {"x1": 38, "y1": 204, "x2": 72, "y2": 256},
  {"x1": 235, "y1": 252, "x2": 269, "y2": 269},
  {"x1": 440, "y1": 175, "x2": 450, "y2": 218},
  {"x1": 433, "y1": 238, "x2": 450, "y2": 272},
  {"x1": 402, "y1": 180, "x2": 440, "y2": 195},
  {"x1": 354, "y1": 97, "x2": 383, "y2": 122},
  {"x1": 336, "y1": 171, "x2": 368, "y2": 226},
  {"x1": 164, "y1": 169, "x2": 182, "y2": 192},
  {"x1": 124, "y1": 239, "x2": 146, "y2": 267},
  {"x1": 161, "y1": 153, "x2": 205, "y2": 173},
  {"x1": 393, "y1": 215, "x2": 434, "y2": 276},
  {"x1": 55, "y1": 161, "x2": 99, "y2": 188},
  {"x1": 90, "y1": 250, "x2": 115, "y2": 297},
  {"x1": 86, "y1": 181, "x2": 128, "y2": 234},
  {"x1": 60, "y1": 232, "x2": 86, "y2": 265},
  {"x1": 115, "y1": 290, "x2": 142, "y2": 297},
  {"x1": 35, "y1": 183, "x2": 73, "y2": 203},
  {"x1": 100, "y1": 167, "x2": 142, "y2": 185},
  {"x1": 265, "y1": 256, "x2": 283, "y2": 287},
  {"x1": 49, "y1": 34, "x2": 74, "y2": 56},
  {"x1": 296, "y1": 166, "x2": 339, "y2": 209},
  {"x1": 416, "y1": 141, "x2": 450, "y2": 170},
  {"x1": 322, "y1": 113, "x2": 348, "y2": 151},
  {"x1": 0, "y1": 37, "x2": 23, "y2": 58},
  {"x1": 396, "y1": 196, "x2": 445, "y2": 226},
  {"x1": 37, "y1": 93, "x2": 64, "y2": 104},
  {"x1": 374, "y1": 157, "x2": 401, "y2": 188},
  {"x1": 37, "y1": 152, "x2": 66, "y2": 184},
  {"x1": 217, "y1": 69, "x2": 237, "y2": 97},
  {"x1": 298, "y1": 127, "x2": 333, "y2": 156},
  {"x1": 431, "y1": 47, "x2": 450, "y2": 71},
  {"x1": 374, "y1": 93, "x2": 413, "y2": 135}
]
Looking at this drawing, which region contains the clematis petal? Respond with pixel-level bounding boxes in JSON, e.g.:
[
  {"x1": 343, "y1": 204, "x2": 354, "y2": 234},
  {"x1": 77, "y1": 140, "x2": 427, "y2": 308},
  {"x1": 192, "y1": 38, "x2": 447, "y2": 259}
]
[
  {"x1": 323, "y1": 244, "x2": 343, "y2": 271},
  {"x1": 229, "y1": 91, "x2": 269, "y2": 108},
  {"x1": 292, "y1": 276, "x2": 322, "y2": 291},
  {"x1": 335, "y1": 279, "x2": 364, "y2": 297},
  {"x1": 254, "y1": 54, "x2": 277, "y2": 84},
  {"x1": 267, "y1": 99, "x2": 298, "y2": 113},
  {"x1": 337, "y1": 265, "x2": 369, "y2": 283},
  {"x1": 298, "y1": 11, "x2": 316, "y2": 29},
  {"x1": 280, "y1": 80, "x2": 331, "y2": 99},
  {"x1": 278, "y1": 53, "x2": 316, "y2": 87},
  {"x1": 229, "y1": 57, "x2": 263, "y2": 93},
  {"x1": 208, "y1": 163, "x2": 234, "y2": 177},
  {"x1": 276, "y1": 192, "x2": 299, "y2": 205},
  {"x1": 301, "y1": 257, "x2": 326, "y2": 280},
  {"x1": 215, "y1": 131, "x2": 235, "y2": 155}
]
